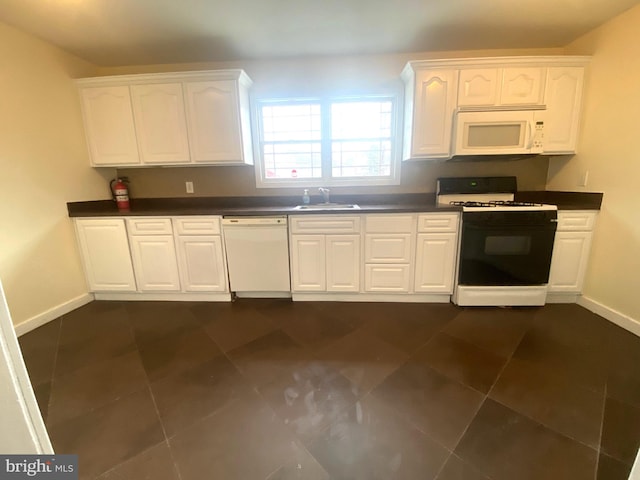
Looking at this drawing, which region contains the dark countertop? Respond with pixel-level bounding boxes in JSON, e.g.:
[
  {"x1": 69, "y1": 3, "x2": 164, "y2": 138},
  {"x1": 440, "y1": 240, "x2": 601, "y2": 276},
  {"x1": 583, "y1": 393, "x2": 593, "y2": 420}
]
[
  {"x1": 67, "y1": 191, "x2": 603, "y2": 217},
  {"x1": 515, "y1": 191, "x2": 603, "y2": 210}
]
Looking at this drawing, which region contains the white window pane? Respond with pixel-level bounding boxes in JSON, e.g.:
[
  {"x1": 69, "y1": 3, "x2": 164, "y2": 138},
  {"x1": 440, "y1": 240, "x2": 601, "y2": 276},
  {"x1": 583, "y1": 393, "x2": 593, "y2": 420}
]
[
  {"x1": 262, "y1": 104, "x2": 321, "y2": 142},
  {"x1": 263, "y1": 143, "x2": 321, "y2": 179},
  {"x1": 331, "y1": 101, "x2": 393, "y2": 140},
  {"x1": 331, "y1": 140, "x2": 391, "y2": 177}
]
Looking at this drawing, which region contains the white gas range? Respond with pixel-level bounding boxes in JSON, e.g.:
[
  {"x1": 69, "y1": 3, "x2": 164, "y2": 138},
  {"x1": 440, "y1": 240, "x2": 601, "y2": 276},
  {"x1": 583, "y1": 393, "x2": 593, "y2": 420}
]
[{"x1": 437, "y1": 177, "x2": 558, "y2": 307}]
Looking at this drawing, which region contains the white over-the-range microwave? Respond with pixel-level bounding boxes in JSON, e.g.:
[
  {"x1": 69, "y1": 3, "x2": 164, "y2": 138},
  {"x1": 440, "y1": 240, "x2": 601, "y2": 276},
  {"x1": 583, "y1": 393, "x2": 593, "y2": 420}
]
[{"x1": 453, "y1": 108, "x2": 546, "y2": 156}]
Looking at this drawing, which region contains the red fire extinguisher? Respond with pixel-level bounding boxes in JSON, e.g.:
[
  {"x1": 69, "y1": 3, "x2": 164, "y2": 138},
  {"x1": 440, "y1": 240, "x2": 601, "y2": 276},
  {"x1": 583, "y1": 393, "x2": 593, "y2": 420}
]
[{"x1": 110, "y1": 178, "x2": 130, "y2": 210}]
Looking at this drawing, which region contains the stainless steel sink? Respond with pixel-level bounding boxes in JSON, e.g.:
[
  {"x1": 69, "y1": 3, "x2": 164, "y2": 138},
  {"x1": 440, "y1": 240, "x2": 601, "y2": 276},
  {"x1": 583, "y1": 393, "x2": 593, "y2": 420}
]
[{"x1": 293, "y1": 203, "x2": 360, "y2": 210}]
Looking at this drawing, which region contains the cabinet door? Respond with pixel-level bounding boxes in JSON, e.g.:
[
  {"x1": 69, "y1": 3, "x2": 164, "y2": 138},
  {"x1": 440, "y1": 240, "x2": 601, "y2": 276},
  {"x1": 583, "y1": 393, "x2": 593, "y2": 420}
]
[
  {"x1": 75, "y1": 219, "x2": 136, "y2": 291},
  {"x1": 548, "y1": 231, "x2": 592, "y2": 293},
  {"x1": 364, "y1": 234, "x2": 412, "y2": 263},
  {"x1": 326, "y1": 235, "x2": 360, "y2": 292},
  {"x1": 543, "y1": 67, "x2": 585, "y2": 154},
  {"x1": 457, "y1": 69, "x2": 499, "y2": 107},
  {"x1": 79, "y1": 86, "x2": 140, "y2": 166},
  {"x1": 184, "y1": 80, "x2": 244, "y2": 164},
  {"x1": 408, "y1": 69, "x2": 458, "y2": 159},
  {"x1": 414, "y1": 233, "x2": 457, "y2": 293},
  {"x1": 364, "y1": 265, "x2": 411, "y2": 292},
  {"x1": 129, "y1": 235, "x2": 181, "y2": 291},
  {"x1": 290, "y1": 235, "x2": 326, "y2": 292},
  {"x1": 176, "y1": 236, "x2": 227, "y2": 292},
  {"x1": 130, "y1": 83, "x2": 190, "y2": 164},
  {"x1": 500, "y1": 68, "x2": 545, "y2": 105}
]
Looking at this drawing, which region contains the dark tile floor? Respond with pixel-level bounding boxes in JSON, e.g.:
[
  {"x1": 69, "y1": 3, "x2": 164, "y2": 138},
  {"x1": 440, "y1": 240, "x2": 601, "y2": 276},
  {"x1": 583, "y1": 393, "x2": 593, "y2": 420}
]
[{"x1": 18, "y1": 300, "x2": 640, "y2": 480}]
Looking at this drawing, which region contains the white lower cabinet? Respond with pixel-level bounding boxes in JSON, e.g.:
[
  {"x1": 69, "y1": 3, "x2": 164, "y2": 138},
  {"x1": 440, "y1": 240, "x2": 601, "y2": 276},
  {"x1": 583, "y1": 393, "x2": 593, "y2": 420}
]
[
  {"x1": 414, "y1": 212, "x2": 460, "y2": 294},
  {"x1": 175, "y1": 236, "x2": 227, "y2": 292},
  {"x1": 363, "y1": 214, "x2": 415, "y2": 293},
  {"x1": 365, "y1": 264, "x2": 411, "y2": 292},
  {"x1": 326, "y1": 235, "x2": 360, "y2": 292},
  {"x1": 129, "y1": 235, "x2": 181, "y2": 291},
  {"x1": 548, "y1": 211, "x2": 597, "y2": 295},
  {"x1": 414, "y1": 233, "x2": 458, "y2": 293},
  {"x1": 289, "y1": 215, "x2": 361, "y2": 293},
  {"x1": 74, "y1": 218, "x2": 137, "y2": 292},
  {"x1": 290, "y1": 235, "x2": 326, "y2": 291},
  {"x1": 290, "y1": 234, "x2": 360, "y2": 292},
  {"x1": 76, "y1": 216, "x2": 232, "y2": 297},
  {"x1": 173, "y1": 216, "x2": 228, "y2": 293}
]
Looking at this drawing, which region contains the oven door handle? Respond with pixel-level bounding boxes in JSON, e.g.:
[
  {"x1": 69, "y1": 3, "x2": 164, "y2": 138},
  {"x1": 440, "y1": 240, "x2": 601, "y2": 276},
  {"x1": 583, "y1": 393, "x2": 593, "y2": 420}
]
[{"x1": 463, "y1": 222, "x2": 557, "y2": 230}]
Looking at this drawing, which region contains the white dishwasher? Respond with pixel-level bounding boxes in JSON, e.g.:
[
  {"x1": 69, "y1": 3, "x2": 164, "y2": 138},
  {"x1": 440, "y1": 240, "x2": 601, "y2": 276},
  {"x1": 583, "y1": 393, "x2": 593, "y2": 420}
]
[{"x1": 222, "y1": 216, "x2": 291, "y2": 296}]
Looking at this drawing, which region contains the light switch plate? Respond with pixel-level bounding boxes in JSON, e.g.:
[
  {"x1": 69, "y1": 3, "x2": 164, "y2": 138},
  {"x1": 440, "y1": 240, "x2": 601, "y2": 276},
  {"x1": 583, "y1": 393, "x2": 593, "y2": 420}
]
[{"x1": 185, "y1": 181, "x2": 194, "y2": 194}]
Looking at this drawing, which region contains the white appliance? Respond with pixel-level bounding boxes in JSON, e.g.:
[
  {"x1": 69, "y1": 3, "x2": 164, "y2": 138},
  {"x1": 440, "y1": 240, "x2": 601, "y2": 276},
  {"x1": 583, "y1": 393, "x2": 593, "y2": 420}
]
[
  {"x1": 453, "y1": 109, "x2": 545, "y2": 156},
  {"x1": 437, "y1": 177, "x2": 558, "y2": 307},
  {"x1": 222, "y1": 216, "x2": 291, "y2": 297}
]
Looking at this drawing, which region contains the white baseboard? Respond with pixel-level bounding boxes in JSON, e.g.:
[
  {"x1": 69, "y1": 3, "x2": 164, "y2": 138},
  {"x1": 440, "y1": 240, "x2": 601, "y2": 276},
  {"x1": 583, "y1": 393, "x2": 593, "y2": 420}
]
[
  {"x1": 292, "y1": 292, "x2": 451, "y2": 303},
  {"x1": 545, "y1": 293, "x2": 580, "y2": 304},
  {"x1": 14, "y1": 293, "x2": 94, "y2": 337},
  {"x1": 578, "y1": 295, "x2": 640, "y2": 337},
  {"x1": 94, "y1": 292, "x2": 232, "y2": 302}
]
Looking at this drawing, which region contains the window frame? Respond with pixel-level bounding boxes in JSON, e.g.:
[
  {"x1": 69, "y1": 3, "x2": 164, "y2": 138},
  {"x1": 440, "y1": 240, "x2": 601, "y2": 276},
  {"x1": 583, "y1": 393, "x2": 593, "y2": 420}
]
[{"x1": 253, "y1": 94, "x2": 402, "y2": 189}]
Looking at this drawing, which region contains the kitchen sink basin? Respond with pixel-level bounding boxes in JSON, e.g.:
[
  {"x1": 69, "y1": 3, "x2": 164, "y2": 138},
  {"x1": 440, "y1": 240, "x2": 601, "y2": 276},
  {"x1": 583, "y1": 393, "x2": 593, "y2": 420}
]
[{"x1": 293, "y1": 203, "x2": 360, "y2": 210}]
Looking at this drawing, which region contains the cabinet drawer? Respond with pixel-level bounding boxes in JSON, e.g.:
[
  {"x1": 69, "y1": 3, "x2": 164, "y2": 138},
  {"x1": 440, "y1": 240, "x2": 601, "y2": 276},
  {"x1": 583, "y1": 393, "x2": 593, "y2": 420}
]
[
  {"x1": 365, "y1": 234, "x2": 412, "y2": 263},
  {"x1": 364, "y1": 214, "x2": 415, "y2": 233},
  {"x1": 290, "y1": 215, "x2": 360, "y2": 234},
  {"x1": 127, "y1": 218, "x2": 173, "y2": 235},
  {"x1": 417, "y1": 213, "x2": 459, "y2": 233},
  {"x1": 556, "y1": 211, "x2": 597, "y2": 231},
  {"x1": 365, "y1": 264, "x2": 411, "y2": 292},
  {"x1": 174, "y1": 217, "x2": 221, "y2": 235}
]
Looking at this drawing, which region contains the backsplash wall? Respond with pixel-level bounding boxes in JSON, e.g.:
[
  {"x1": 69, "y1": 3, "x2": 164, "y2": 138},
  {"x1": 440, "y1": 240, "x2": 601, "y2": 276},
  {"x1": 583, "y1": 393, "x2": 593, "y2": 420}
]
[{"x1": 119, "y1": 156, "x2": 550, "y2": 198}]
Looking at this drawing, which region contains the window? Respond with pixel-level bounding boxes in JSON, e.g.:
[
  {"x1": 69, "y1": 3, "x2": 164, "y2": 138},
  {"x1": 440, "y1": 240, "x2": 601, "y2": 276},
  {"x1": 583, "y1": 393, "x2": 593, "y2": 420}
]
[{"x1": 255, "y1": 97, "x2": 400, "y2": 187}]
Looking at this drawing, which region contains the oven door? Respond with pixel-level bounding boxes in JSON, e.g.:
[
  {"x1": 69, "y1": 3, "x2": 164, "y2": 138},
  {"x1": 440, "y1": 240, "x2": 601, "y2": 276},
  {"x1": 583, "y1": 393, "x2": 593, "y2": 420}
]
[{"x1": 458, "y1": 212, "x2": 557, "y2": 286}]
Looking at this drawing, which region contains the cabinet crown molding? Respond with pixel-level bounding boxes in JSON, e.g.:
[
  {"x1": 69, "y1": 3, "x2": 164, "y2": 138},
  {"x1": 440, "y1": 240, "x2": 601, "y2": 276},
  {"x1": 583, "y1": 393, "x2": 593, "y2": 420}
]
[
  {"x1": 75, "y1": 69, "x2": 252, "y2": 87},
  {"x1": 402, "y1": 55, "x2": 591, "y2": 78}
]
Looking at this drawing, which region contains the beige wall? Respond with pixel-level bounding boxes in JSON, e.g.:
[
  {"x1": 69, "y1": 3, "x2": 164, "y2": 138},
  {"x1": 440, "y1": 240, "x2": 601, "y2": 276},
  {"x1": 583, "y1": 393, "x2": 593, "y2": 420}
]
[
  {"x1": 0, "y1": 22, "x2": 110, "y2": 326},
  {"x1": 100, "y1": 47, "x2": 563, "y2": 198},
  {"x1": 547, "y1": 4, "x2": 640, "y2": 320}
]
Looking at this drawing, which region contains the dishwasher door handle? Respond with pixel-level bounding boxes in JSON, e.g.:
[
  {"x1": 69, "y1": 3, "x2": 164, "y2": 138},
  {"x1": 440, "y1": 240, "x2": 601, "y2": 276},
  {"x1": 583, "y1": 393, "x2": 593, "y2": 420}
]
[{"x1": 222, "y1": 216, "x2": 287, "y2": 227}]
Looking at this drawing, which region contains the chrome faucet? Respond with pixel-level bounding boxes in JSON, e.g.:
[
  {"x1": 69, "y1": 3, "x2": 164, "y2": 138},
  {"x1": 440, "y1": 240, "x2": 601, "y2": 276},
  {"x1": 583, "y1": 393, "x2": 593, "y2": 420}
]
[{"x1": 318, "y1": 187, "x2": 330, "y2": 204}]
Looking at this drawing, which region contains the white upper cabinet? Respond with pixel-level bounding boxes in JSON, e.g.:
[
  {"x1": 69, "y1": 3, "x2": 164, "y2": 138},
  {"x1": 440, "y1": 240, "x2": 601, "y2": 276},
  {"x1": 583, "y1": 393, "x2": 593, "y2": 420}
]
[
  {"x1": 458, "y1": 69, "x2": 500, "y2": 107},
  {"x1": 79, "y1": 86, "x2": 140, "y2": 166},
  {"x1": 130, "y1": 83, "x2": 190, "y2": 164},
  {"x1": 499, "y1": 67, "x2": 545, "y2": 105},
  {"x1": 543, "y1": 67, "x2": 585, "y2": 154},
  {"x1": 184, "y1": 79, "x2": 253, "y2": 164},
  {"x1": 77, "y1": 70, "x2": 253, "y2": 167},
  {"x1": 402, "y1": 66, "x2": 458, "y2": 160},
  {"x1": 458, "y1": 67, "x2": 544, "y2": 107},
  {"x1": 403, "y1": 57, "x2": 588, "y2": 160}
]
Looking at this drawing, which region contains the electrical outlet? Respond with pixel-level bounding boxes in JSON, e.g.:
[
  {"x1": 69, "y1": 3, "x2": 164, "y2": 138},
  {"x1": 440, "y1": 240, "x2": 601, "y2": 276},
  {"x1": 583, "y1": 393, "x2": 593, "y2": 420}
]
[
  {"x1": 185, "y1": 181, "x2": 194, "y2": 194},
  {"x1": 579, "y1": 170, "x2": 589, "y2": 187}
]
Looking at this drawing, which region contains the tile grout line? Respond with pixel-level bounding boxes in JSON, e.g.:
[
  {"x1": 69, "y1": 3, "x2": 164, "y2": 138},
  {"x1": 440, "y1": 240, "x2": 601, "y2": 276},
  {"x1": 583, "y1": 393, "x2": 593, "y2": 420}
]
[
  {"x1": 45, "y1": 315, "x2": 64, "y2": 423},
  {"x1": 594, "y1": 382, "x2": 607, "y2": 479},
  {"x1": 125, "y1": 304, "x2": 184, "y2": 480},
  {"x1": 446, "y1": 329, "x2": 530, "y2": 478},
  {"x1": 484, "y1": 331, "x2": 605, "y2": 457}
]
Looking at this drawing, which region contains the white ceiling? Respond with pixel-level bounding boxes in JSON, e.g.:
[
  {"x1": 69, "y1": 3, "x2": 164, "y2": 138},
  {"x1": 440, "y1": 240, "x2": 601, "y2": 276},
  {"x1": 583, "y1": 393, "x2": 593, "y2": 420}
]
[{"x1": 0, "y1": 0, "x2": 637, "y2": 67}]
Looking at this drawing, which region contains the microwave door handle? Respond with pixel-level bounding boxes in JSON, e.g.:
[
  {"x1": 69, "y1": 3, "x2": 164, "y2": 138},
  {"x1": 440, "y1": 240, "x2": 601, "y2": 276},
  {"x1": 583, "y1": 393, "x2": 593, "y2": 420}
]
[{"x1": 527, "y1": 121, "x2": 533, "y2": 149}]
